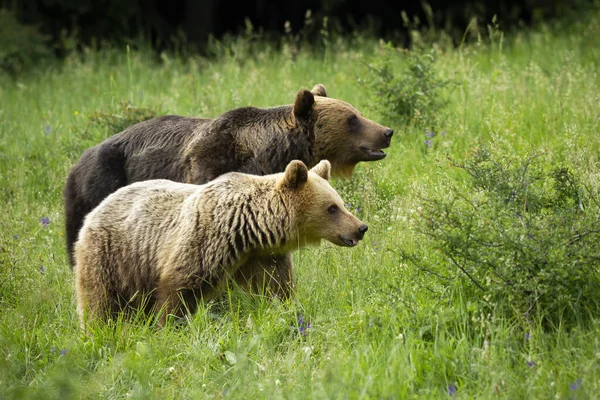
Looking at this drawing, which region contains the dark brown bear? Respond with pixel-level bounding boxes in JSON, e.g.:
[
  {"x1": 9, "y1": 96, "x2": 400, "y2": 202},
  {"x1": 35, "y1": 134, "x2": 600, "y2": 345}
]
[{"x1": 64, "y1": 84, "x2": 393, "y2": 297}]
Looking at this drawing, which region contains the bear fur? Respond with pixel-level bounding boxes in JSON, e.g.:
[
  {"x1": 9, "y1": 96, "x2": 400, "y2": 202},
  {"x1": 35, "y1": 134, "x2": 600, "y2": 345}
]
[
  {"x1": 65, "y1": 84, "x2": 392, "y2": 296},
  {"x1": 74, "y1": 160, "x2": 367, "y2": 327}
]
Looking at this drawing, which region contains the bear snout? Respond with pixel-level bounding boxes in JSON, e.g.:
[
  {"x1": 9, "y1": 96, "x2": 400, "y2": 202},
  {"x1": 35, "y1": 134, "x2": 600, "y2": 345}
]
[{"x1": 357, "y1": 224, "x2": 368, "y2": 240}]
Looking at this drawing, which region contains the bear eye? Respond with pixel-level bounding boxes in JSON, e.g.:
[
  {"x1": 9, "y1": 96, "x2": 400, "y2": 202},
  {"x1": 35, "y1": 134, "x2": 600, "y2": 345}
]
[
  {"x1": 348, "y1": 115, "x2": 359, "y2": 126},
  {"x1": 327, "y1": 204, "x2": 339, "y2": 215}
]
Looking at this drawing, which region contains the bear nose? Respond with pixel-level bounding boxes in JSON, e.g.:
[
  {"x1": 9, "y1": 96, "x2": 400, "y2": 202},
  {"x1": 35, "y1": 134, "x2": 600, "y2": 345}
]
[
  {"x1": 383, "y1": 129, "x2": 394, "y2": 139},
  {"x1": 357, "y1": 224, "x2": 368, "y2": 240}
]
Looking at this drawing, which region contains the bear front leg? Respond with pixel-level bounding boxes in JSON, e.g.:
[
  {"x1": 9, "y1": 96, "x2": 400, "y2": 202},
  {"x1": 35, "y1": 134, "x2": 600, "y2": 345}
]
[
  {"x1": 234, "y1": 253, "x2": 295, "y2": 300},
  {"x1": 154, "y1": 272, "x2": 206, "y2": 327}
]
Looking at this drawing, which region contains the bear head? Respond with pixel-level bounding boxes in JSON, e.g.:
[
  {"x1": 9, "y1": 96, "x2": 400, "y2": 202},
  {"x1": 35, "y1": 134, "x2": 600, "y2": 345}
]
[
  {"x1": 277, "y1": 159, "x2": 368, "y2": 247},
  {"x1": 292, "y1": 84, "x2": 394, "y2": 178}
]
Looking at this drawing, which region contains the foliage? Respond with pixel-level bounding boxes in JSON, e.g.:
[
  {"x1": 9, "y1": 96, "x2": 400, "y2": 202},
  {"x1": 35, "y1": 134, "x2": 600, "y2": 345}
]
[
  {"x1": 402, "y1": 146, "x2": 600, "y2": 326},
  {"x1": 0, "y1": 9, "x2": 52, "y2": 75},
  {"x1": 88, "y1": 101, "x2": 160, "y2": 134},
  {"x1": 360, "y1": 42, "x2": 455, "y2": 127}
]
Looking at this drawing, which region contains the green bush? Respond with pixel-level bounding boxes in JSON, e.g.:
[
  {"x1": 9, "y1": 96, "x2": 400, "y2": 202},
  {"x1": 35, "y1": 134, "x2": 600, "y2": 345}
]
[
  {"x1": 88, "y1": 101, "x2": 160, "y2": 134},
  {"x1": 360, "y1": 42, "x2": 454, "y2": 127},
  {"x1": 401, "y1": 146, "x2": 600, "y2": 327},
  {"x1": 60, "y1": 102, "x2": 160, "y2": 160},
  {"x1": 0, "y1": 9, "x2": 52, "y2": 75}
]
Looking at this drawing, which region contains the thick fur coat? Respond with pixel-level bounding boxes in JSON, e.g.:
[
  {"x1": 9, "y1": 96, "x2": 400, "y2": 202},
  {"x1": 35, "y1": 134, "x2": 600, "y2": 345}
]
[
  {"x1": 66, "y1": 84, "x2": 391, "y2": 295},
  {"x1": 74, "y1": 160, "x2": 367, "y2": 327}
]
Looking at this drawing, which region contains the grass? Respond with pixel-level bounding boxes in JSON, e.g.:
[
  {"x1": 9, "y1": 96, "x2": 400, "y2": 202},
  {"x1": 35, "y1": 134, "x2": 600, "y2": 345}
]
[{"x1": 1, "y1": 8, "x2": 600, "y2": 399}]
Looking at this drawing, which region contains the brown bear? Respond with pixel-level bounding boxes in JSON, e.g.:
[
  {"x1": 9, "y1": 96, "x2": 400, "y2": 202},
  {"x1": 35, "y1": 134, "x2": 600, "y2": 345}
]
[
  {"x1": 65, "y1": 84, "x2": 392, "y2": 296},
  {"x1": 74, "y1": 160, "x2": 367, "y2": 327}
]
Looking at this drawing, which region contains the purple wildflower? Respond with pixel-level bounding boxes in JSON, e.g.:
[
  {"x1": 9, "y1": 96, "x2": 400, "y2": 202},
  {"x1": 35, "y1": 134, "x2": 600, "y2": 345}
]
[
  {"x1": 424, "y1": 130, "x2": 435, "y2": 138},
  {"x1": 45, "y1": 125, "x2": 52, "y2": 135},
  {"x1": 13, "y1": 234, "x2": 18, "y2": 239},
  {"x1": 39, "y1": 217, "x2": 50, "y2": 228},
  {"x1": 527, "y1": 361, "x2": 537, "y2": 367},
  {"x1": 51, "y1": 347, "x2": 56, "y2": 353},
  {"x1": 448, "y1": 384, "x2": 457, "y2": 396},
  {"x1": 441, "y1": 131, "x2": 446, "y2": 137},
  {"x1": 60, "y1": 349, "x2": 67, "y2": 356},
  {"x1": 356, "y1": 206, "x2": 361, "y2": 213},
  {"x1": 346, "y1": 203, "x2": 352, "y2": 209},
  {"x1": 570, "y1": 379, "x2": 582, "y2": 391},
  {"x1": 425, "y1": 139, "x2": 433, "y2": 148},
  {"x1": 298, "y1": 315, "x2": 310, "y2": 336},
  {"x1": 525, "y1": 333, "x2": 530, "y2": 340},
  {"x1": 39, "y1": 265, "x2": 45, "y2": 275}
]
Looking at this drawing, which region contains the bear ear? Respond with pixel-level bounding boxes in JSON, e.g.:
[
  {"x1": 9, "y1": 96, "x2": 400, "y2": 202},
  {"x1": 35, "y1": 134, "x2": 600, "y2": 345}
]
[
  {"x1": 293, "y1": 89, "x2": 315, "y2": 119},
  {"x1": 310, "y1": 160, "x2": 331, "y2": 181},
  {"x1": 311, "y1": 84, "x2": 327, "y2": 97},
  {"x1": 279, "y1": 160, "x2": 309, "y2": 189}
]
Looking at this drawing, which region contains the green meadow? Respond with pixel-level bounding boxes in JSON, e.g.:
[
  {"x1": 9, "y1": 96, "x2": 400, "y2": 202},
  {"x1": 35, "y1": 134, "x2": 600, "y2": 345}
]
[{"x1": 1, "y1": 7, "x2": 600, "y2": 399}]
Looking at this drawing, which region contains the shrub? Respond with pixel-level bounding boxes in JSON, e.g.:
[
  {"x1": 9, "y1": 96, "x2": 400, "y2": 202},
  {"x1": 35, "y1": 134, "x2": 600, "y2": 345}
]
[
  {"x1": 88, "y1": 101, "x2": 160, "y2": 134},
  {"x1": 360, "y1": 41, "x2": 454, "y2": 127},
  {"x1": 400, "y1": 146, "x2": 600, "y2": 327},
  {"x1": 0, "y1": 9, "x2": 52, "y2": 75},
  {"x1": 61, "y1": 102, "x2": 160, "y2": 160}
]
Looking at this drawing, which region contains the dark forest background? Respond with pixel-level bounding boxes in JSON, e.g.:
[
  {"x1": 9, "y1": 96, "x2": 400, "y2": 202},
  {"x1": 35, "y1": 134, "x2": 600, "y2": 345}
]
[
  {"x1": 3, "y1": 0, "x2": 593, "y2": 48},
  {"x1": 0, "y1": 0, "x2": 594, "y2": 69}
]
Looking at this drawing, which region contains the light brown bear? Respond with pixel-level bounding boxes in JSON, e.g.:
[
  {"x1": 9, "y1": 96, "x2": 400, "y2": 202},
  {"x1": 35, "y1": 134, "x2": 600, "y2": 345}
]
[{"x1": 74, "y1": 160, "x2": 367, "y2": 327}]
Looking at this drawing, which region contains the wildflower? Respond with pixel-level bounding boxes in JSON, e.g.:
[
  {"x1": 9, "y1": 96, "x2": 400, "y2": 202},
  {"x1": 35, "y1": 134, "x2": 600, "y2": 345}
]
[
  {"x1": 525, "y1": 332, "x2": 530, "y2": 340},
  {"x1": 527, "y1": 361, "x2": 537, "y2": 367},
  {"x1": 45, "y1": 125, "x2": 52, "y2": 135},
  {"x1": 424, "y1": 130, "x2": 435, "y2": 138},
  {"x1": 74, "y1": 111, "x2": 79, "y2": 115},
  {"x1": 39, "y1": 217, "x2": 50, "y2": 228},
  {"x1": 39, "y1": 265, "x2": 45, "y2": 275},
  {"x1": 441, "y1": 131, "x2": 446, "y2": 137},
  {"x1": 356, "y1": 206, "x2": 361, "y2": 213},
  {"x1": 425, "y1": 139, "x2": 433, "y2": 148},
  {"x1": 448, "y1": 384, "x2": 457, "y2": 396},
  {"x1": 298, "y1": 315, "x2": 311, "y2": 336},
  {"x1": 570, "y1": 379, "x2": 582, "y2": 391},
  {"x1": 60, "y1": 349, "x2": 67, "y2": 356},
  {"x1": 13, "y1": 234, "x2": 18, "y2": 239}
]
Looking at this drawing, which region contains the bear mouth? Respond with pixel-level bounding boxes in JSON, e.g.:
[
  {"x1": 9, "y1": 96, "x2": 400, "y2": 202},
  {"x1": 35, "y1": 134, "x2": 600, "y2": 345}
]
[
  {"x1": 359, "y1": 146, "x2": 387, "y2": 161},
  {"x1": 339, "y1": 236, "x2": 360, "y2": 247}
]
